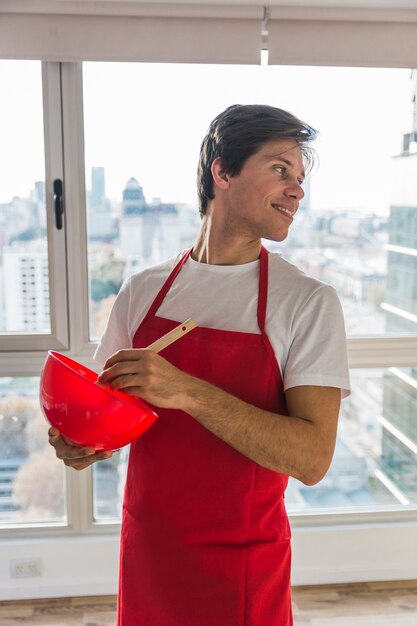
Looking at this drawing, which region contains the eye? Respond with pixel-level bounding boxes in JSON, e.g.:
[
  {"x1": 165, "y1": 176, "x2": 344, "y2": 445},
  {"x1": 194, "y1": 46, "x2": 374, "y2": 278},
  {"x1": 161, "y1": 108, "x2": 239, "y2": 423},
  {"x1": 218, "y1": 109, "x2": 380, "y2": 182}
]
[{"x1": 274, "y1": 165, "x2": 287, "y2": 177}]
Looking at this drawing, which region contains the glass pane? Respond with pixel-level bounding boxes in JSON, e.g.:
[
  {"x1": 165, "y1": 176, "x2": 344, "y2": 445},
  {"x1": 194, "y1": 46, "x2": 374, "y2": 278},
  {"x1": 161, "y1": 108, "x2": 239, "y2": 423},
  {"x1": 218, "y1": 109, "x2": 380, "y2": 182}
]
[
  {"x1": 83, "y1": 63, "x2": 416, "y2": 339},
  {"x1": 286, "y1": 367, "x2": 417, "y2": 512},
  {"x1": 83, "y1": 63, "x2": 417, "y2": 518},
  {"x1": 92, "y1": 447, "x2": 129, "y2": 522},
  {"x1": 0, "y1": 61, "x2": 51, "y2": 334},
  {"x1": 0, "y1": 377, "x2": 66, "y2": 525}
]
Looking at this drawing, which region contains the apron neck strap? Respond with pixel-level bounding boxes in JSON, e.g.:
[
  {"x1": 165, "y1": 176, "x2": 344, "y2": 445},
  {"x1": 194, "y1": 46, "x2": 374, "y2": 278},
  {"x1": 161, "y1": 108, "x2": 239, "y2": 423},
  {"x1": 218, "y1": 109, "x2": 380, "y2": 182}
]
[
  {"x1": 142, "y1": 248, "x2": 193, "y2": 324},
  {"x1": 142, "y1": 245, "x2": 269, "y2": 332},
  {"x1": 257, "y1": 246, "x2": 269, "y2": 334}
]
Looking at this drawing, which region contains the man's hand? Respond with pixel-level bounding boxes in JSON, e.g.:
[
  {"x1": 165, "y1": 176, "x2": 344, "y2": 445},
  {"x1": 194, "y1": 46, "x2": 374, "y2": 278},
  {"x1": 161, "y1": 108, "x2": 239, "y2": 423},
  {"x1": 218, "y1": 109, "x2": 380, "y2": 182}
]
[
  {"x1": 48, "y1": 426, "x2": 113, "y2": 471},
  {"x1": 97, "y1": 349, "x2": 194, "y2": 409}
]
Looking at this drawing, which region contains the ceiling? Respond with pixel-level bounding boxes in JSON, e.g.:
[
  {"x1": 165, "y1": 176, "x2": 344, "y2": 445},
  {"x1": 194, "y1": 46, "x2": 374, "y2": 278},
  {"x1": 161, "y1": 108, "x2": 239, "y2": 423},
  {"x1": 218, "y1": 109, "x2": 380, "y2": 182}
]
[
  {"x1": 104, "y1": 0, "x2": 417, "y2": 7},
  {"x1": 48, "y1": 0, "x2": 417, "y2": 7}
]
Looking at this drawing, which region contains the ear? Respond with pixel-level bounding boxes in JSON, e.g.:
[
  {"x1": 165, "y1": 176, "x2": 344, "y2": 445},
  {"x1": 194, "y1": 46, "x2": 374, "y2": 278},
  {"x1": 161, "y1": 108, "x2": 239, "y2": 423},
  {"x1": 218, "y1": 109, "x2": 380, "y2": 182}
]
[{"x1": 211, "y1": 157, "x2": 230, "y2": 190}]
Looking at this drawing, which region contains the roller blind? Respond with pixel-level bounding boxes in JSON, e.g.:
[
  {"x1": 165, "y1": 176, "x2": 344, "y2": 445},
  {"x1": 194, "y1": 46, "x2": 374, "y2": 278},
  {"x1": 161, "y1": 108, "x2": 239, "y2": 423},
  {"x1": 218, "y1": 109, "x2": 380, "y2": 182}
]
[
  {"x1": 268, "y1": 6, "x2": 417, "y2": 67},
  {"x1": 2, "y1": 2, "x2": 417, "y2": 67},
  {"x1": 0, "y1": 2, "x2": 263, "y2": 64}
]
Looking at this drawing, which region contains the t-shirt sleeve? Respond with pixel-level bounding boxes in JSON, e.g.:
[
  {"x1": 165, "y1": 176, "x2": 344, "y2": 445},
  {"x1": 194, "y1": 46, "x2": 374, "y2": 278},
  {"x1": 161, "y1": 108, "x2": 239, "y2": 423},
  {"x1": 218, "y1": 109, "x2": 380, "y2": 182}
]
[
  {"x1": 283, "y1": 285, "x2": 351, "y2": 398},
  {"x1": 93, "y1": 277, "x2": 133, "y2": 368}
]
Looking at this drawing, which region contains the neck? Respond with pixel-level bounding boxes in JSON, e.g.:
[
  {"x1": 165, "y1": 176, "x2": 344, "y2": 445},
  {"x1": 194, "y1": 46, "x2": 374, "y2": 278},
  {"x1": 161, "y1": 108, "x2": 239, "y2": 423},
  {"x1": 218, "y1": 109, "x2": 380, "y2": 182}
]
[{"x1": 192, "y1": 212, "x2": 262, "y2": 266}]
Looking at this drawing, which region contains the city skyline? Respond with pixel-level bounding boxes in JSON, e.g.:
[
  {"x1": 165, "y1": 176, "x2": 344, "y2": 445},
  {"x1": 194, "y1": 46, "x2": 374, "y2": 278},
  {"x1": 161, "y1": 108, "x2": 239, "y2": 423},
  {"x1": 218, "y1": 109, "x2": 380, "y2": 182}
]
[{"x1": 1, "y1": 61, "x2": 415, "y2": 213}]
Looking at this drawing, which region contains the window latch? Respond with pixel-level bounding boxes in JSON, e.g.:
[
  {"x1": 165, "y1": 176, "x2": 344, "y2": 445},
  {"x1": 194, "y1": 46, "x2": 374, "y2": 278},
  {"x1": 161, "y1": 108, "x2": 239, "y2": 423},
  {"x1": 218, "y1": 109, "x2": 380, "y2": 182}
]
[{"x1": 53, "y1": 179, "x2": 64, "y2": 230}]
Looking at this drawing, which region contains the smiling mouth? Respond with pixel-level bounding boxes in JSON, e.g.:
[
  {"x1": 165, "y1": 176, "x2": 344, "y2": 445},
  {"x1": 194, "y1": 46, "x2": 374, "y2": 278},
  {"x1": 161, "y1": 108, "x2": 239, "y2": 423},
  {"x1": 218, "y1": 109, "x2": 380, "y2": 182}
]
[{"x1": 272, "y1": 204, "x2": 295, "y2": 219}]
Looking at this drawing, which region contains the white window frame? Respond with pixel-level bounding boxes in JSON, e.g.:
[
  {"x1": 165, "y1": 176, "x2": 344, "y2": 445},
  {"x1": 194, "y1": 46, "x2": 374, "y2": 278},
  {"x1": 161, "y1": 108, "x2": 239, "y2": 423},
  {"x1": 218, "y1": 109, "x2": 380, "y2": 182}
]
[{"x1": 0, "y1": 62, "x2": 69, "y2": 355}]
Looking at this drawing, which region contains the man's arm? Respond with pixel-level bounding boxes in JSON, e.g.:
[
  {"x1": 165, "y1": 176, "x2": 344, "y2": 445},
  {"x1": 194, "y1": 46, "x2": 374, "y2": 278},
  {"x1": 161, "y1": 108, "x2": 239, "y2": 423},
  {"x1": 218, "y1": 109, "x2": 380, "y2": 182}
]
[
  {"x1": 98, "y1": 349, "x2": 341, "y2": 485},
  {"x1": 182, "y1": 381, "x2": 340, "y2": 485}
]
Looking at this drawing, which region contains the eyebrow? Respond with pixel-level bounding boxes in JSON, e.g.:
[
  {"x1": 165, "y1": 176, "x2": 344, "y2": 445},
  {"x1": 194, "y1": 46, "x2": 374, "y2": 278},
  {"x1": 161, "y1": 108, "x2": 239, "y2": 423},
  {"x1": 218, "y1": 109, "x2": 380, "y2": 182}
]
[{"x1": 270, "y1": 155, "x2": 305, "y2": 181}]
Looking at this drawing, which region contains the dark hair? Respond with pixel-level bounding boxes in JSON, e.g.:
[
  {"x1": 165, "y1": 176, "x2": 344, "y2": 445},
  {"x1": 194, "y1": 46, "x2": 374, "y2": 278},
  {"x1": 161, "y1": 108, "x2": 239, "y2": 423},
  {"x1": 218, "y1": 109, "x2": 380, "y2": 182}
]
[{"x1": 197, "y1": 104, "x2": 318, "y2": 216}]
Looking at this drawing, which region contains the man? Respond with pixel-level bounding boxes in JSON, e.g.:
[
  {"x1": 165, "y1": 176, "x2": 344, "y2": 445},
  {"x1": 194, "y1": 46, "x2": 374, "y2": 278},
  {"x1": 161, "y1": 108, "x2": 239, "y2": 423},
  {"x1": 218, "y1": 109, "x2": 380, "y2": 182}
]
[{"x1": 49, "y1": 104, "x2": 350, "y2": 625}]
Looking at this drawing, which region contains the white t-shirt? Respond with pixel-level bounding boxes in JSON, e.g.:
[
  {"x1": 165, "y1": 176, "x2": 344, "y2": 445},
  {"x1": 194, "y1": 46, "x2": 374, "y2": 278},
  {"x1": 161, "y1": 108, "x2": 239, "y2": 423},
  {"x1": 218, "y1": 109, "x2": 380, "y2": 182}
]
[{"x1": 95, "y1": 250, "x2": 351, "y2": 398}]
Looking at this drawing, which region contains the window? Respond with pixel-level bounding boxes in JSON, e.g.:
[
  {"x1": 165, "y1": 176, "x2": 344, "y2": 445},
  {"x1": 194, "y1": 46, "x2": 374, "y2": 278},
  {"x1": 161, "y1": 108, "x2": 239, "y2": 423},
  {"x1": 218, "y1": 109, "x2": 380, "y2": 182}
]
[
  {"x1": 82, "y1": 62, "x2": 417, "y2": 519},
  {"x1": 1, "y1": 59, "x2": 416, "y2": 528},
  {"x1": 0, "y1": 60, "x2": 68, "y2": 351},
  {"x1": 0, "y1": 60, "x2": 69, "y2": 532}
]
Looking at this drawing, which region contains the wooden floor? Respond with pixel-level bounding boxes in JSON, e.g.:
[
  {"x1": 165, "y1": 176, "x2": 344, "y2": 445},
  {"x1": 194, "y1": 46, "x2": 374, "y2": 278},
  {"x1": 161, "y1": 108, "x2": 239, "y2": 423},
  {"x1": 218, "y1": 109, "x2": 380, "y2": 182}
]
[
  {"x1": 292, "y1": 580, "x2": 417, "y2": 625},
  {"x1": 0, "y1": 581, "x2": 416, "y2": 625}
]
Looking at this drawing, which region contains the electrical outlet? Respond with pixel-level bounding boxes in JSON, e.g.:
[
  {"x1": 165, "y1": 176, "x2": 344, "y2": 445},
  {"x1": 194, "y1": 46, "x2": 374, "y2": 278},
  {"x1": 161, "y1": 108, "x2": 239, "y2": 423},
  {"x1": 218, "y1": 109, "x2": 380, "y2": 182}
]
[{"x1": 10, "y1": 558, "x2": 43, "y2": 578}]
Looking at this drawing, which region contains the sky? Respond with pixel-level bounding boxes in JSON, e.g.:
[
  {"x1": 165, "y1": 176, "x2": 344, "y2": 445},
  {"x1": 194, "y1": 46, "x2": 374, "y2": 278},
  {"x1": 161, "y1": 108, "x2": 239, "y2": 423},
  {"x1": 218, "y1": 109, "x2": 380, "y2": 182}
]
[{"x1": 0, "y1": 60, "x2": 414, "y2": 214}]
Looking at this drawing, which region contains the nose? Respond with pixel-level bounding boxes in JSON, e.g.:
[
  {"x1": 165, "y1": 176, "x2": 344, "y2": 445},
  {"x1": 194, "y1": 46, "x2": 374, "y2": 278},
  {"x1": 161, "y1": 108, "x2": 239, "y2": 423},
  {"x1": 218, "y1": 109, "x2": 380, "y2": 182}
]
[{"x1": 285, "y1": 179, "x2": 305, "y2": 201}]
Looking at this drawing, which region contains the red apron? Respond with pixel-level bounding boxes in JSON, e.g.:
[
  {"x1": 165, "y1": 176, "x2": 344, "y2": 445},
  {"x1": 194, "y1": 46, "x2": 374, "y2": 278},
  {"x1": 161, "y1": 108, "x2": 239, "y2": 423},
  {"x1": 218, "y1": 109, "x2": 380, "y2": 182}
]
[{"x1": 118, "y1": 247, "x2": 293, "y2": 626}]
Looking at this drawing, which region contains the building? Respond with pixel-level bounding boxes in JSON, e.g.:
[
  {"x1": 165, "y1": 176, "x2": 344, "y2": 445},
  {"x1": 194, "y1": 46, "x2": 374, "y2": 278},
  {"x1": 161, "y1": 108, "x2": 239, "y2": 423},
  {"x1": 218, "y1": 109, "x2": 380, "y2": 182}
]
[
  {"x1": 87, "y1": 167, "x2": 115, "y2": 240},
  {"x1": 2, "y1": 240, "x2": 50, "y2": 333},
  {"x1": 119, "y1": 178, "x2": 193, "y2": 273},
  {"x1": 91, "y1": 167, "x2": 105, "y2": 207},
  {"x1": 380, "y1": 78, "x2": 417, "y2": 502},
  {"x1": 122, "y1": 177, "x2": 146, "y2": 215}
]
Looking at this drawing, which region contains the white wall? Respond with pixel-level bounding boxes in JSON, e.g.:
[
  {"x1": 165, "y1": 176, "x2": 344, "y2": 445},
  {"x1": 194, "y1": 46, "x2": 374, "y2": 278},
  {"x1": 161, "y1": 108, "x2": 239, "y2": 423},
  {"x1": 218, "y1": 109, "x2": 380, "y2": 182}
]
[{"x1": 1, "y1": 522, "x2": 417, "y2": 600}]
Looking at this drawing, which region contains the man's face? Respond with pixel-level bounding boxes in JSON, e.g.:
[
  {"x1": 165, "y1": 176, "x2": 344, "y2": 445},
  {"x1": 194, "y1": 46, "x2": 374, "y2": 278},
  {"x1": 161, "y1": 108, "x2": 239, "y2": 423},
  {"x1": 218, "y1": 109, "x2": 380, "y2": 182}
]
[{"x1": 223, "y1": 139, "x2": 306, "y2": 242}]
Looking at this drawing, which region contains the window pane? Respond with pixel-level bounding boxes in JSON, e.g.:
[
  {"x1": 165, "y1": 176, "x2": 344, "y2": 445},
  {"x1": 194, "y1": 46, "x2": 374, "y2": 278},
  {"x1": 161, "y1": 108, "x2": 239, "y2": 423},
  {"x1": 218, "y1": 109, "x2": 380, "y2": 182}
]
[
  {"x1": 83, "y1": 63, "x2": 416, "y2": 340},
  {"x1": 0, "y1": 61, "x2": 51, "y2": 334},
  {"x1": 286, "y1": 368, "x2": 417, "y2": 512},
  {"x1": 92, "y1": 447, "x2": 128, "y2": 522},
  {"x1": 83, "y1": 63, "x2": 417, "y2": 519},
  {"x1": 0, "y1": 377, "x2": 66, "y2": 525}
]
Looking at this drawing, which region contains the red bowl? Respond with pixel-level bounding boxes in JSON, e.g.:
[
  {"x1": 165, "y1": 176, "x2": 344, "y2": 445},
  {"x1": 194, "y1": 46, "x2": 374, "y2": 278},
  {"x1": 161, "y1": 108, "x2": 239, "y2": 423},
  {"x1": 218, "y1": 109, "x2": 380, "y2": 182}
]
[{"x1": 40, "y1": 350, "x2": 158, "y2": 451}]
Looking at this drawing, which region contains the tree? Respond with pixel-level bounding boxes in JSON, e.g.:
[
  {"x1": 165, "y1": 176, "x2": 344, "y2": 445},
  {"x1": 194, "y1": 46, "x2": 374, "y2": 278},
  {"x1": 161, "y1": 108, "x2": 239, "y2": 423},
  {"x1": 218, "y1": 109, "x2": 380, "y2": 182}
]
[
  {"x1": 3, "y1": 394, "x2": 66, "y2": 520},
  {"x1": 13, "y1": 451, "x2": 65, "y2": 520},
  {"x1": 0, "y1": 395, "x2": 39, "y2": 457},
  {"x1": 92, "y1": 293, "x2": 117, "y2": 338},
  {"x1": 90, "y1": 258, "x2": 125, "y2": 302}
]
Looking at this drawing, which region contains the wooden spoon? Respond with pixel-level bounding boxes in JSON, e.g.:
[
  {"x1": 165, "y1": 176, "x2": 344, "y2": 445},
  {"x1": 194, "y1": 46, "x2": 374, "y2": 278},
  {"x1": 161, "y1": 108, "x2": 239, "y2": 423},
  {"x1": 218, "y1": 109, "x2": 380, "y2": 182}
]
[{"x1": 146, "y1": 318, "x2": 197, "y2": 353}]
